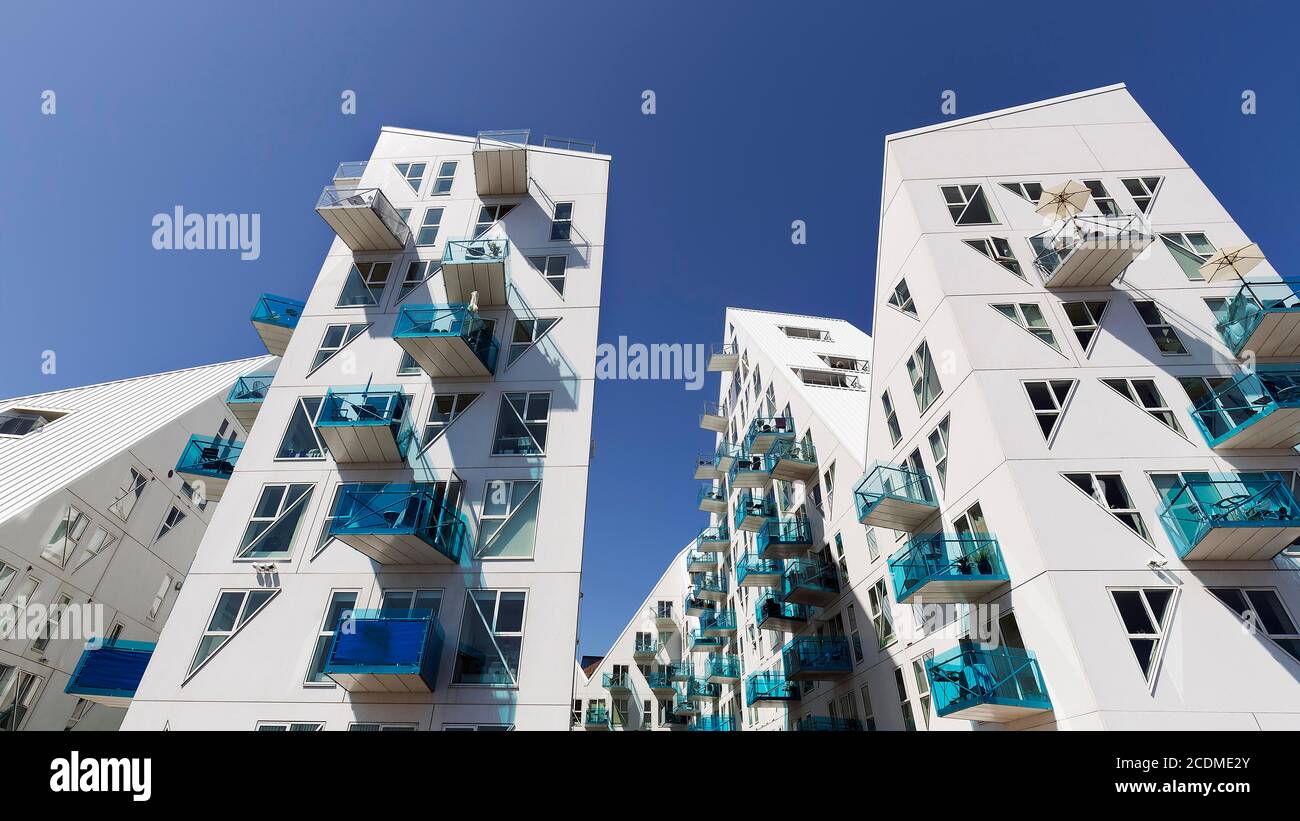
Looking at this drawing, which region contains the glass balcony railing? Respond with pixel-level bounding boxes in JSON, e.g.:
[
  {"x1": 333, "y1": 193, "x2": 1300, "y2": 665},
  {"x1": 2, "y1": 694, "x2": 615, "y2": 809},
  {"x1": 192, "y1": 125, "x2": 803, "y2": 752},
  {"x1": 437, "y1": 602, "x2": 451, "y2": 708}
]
[
  {"x1": 1028, "y1": 212, "x2": 1152, "y2": 287},
  {"x1": 603, "y1": 672, "x2": 633, "y2": 692},
  {"x1": 315, "y1": 387, "x2": 416, "y2": 461},
  {"x1": 926, "y1": 642, "x2": 1051, "y2": 720},
  {"x1": 476, "y1": 129, "x2": 531, "y2": 150},
  {"x1": 755, "y1": 592, "x2": 808, "y2": 631},
  {"x1": 333, "y1": 160, "x2": 368, "y2": 181},
  {"x1": 175, "y1": 435, "x2": 242, "y2": 482},
  {"x1": 1189, "y1": 368, "x2": 1300, "y2": 449},
  {"x1": 250, "y1": 293, "x2": 304, "y2": 330},
  {"x1": 854, "y1": 463, "x2": 939, "y2": 530},
  {"x1": 781, "y1": 636, "x2": 852, "y2": 680},
  {"x1": 693, "y1": 573, "x2": 728, "y2": 598},
  {"x1": 442, "y1": 238, "x2": 509, "y2": 266},
  {"x1": 584, "y1": 705, "x2": 611, "y2": 729},
  {"x1": 707, "y1": 342, "x2": 739, "y2": 371},
  {"x1": 684, "y1": 677, "x2": 722, "y2": 700},
  {"x1": 689, "y1": 715, "x2": 735, "y2": 732},
  {"x1": 686, "y1": 549, "x2": 718, "y2": 573},
  {"x1": 1155, "y1": 472, "x2": 1300, "y2": 561},
  {"x1": 684, "y1": 592, "x2": 711, "y2": 615},
  {"x1": 688, "y1": 630, "x2": 726, "y2": 652},
  {"x1": 324, "y1": 609, "x2": 443, "y2": 692},
  {"x1": 734, "y1": 491, "x2": 776, "y2": 531},
  {"x1": 795, "y1": 715, "x2": 862, "y2": 732},
  {"x1": 633, "y1": 638, "x2": 662, "y2": 657},
  {"x1": 1216, "y1": 277, "x2": 1300, "y2": 356},
  {"x1": 744, "y1": 415, "x2": 796, "y2": 454},
  {"x1": 541, "y1": 135, "x2": 597, "y2": 153},
  {"x1": 673, "y1": 692, "x2": 700, "y2": 716},
  {"x1": 64, "y1": 639, "x2": 155, "y2": 705},
  {"x1": 888, "y1": 533, "x2": 1008, "y2": 604},
  {"x1": 745, "y1": 670, "x2": 799, "y2": 705},
  {"x1": 729, "y1": 452, "x2": 774, "y2": 487},
  {"x1": 768, "y1": 439, "x2": 818, "y2": 482},
  {"x1": 781, "y1": 558, "x2": 840, "y2": 606},
  {"x1": 700, "y1": 401, "x2": 729, "y2": 432},
  {"x1": 227, "y1": 373, "x2": 274, "y2": 405},
  {"x1": 668, "y1": 662, "x2": 694, "y2": 682},
  {"x1": 394, "y1": 304, "x2": 500, "y2": 374},
  {"x1": 736, "y1": 553, "x2": 784, "y2": 587},
  {"x1": 704, "y1": 653, "x2": 741, "y2": 681},
  {"x1": 646, "y1": 671, "x2": 675, "y2": 691},
  {"x1": 695, "y1": 524, "x2": 730, "y2": 552},
  {"x1": 315, "y1": 186, "x2": 412, "y2": 247},
  {"x1": 757, "y1": 516, "x2": 813, "y2": 558},
  {"x1": 698, "y1": 484, "x2": 727, "y2": 512},
  {"x1": 329, "y1": 483, "x2": 468, "y2": 564},
  {"x1": 699, "y1": 609, "x2": 737, "y2": 634}
]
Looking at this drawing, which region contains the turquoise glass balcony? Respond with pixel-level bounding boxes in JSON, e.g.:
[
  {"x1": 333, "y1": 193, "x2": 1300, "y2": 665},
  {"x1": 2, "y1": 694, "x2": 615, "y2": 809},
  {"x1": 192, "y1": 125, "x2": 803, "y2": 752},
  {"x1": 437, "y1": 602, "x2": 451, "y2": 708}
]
[
  {"x1": 694, "y1": 573, "x2": 728, "y2": 602},
  {"x1": 690, "y1": 715, "x2": 735, "y2": 732},
  {"x1": 694, "y1": 441, "x2": 742, "y2": 481},
  {"x1": 927, "y1": 642, "x2": 1052, "y2": 722},
  {"x1": 699, "y1": 609, "x2": 737, "y2": 636},
  {"x1": 854, "y1": 462, "x2": 939, "y2": 531},
  {"x1": 324, "y1": 609, "x2": 443, "y2": 693},
  {"x1": 584, "y1": 705, "x2": 611, "y2": 730},
  {"x1": 768, "y1": 439, "x2": 818, "y2": 483},
  {"x1": 684, "y1": 592, "x2": 711, "y2": 617},
  {"x1": 668, "y1": 662, "x2": 694, "y2": 682},
  {"x1": 175, "y1": 435, "x2": 242, "y2": 502},
  {"x1": 1189, "y1": 368, "x2": 1300, "y2": 450},
  {"x1": 704, "y1": 653, "x2": 741, "y2": 684},
  {"x1": 689, "y1": 629, "x2": 726, "y2": 652},
  {"x1": 736, "y1": 553, "x2": 784, "y2": 588},
  {"x1": 755, "y1": 592, "x2": 808, "y2": 633},
  {"x1": 441, "y1": 238, "x2": 511, "y2": 306},
  {"x1": 695, "y1": 524, "x2": 730, "y2": 554},
  {"x1": 757, "y1": 516, "x2": 813, "y2": 559},
  {"x1": 603, "y1": 672, "x2": 633, "y2": 693},
  {"x1": 745, "y1": 670, "x2": 799, "y2": 705},
  {"x1": 744, "y1": 415, "x2": 795, "y2": 455},
  {"x1": 250, "y1": 293, "x2": 303, "y2": 356},
  {"x1": 685, "y1": 677, "x2": 722, "y2": 701},
  {"x1": 646, "y1": 671, "x2": 676, "y2": 694},
  {"x1": 315, "y1": 185, "x2": 411, "y2": 251},
  {"x1": 707, "y1": 342, "x2": 739, "y2": 372},
  {"x1": 1028, "y1": 212, "x2": 1152, "y2": 288},
  {"x1": 226, "y1": 372, "x2": 274, "y2": 428},
  {"x1": 394, "y1": 304, "x2": 499, "y2": 379},
  {"x1": 781, "y1": 636, "x2": 852, "y2": 681},
  {"x1": 729, "y1": 451, "x2": 774, "y2": 489},
  {"x1": 698, "y1": 484, "x2": 728, "y2": 515},
  {"x1": 673, "y1": 692, "x2": 701, "y2": 717},
  {"x1": 64, "y1": 639, "x2": 155, "y2": 707},
  {"x1": 1155, "y1": 472, "x2": 1300, "y2": 561},
  {"x1": 700, "y1": 400, "x2": 729, "y2": 433},
  {"x1": 1215, "y1": 277, "x2": 1300, "y2": 357},
  {"x1": 633, "y1": 637, "x2": 662, "y2": 660},
  {"x1": 686, "y1": 549, "x2": 718, "y2": 574},
  {"x1": 781, "y1": 558, "x2": 840, "y2": 607},
  {"x1": 314, "y1": 387, "x2": 415, "y2": 463},
  {"x1": 795, "y1": 716, "x2": 862, "y2": 731},
  {"x1": 888, "y1": 533, "x2": 1008, "y2": 604},
  {"x1": 473, "y1": 129, "x2": 530, "y2": 196},
  {"x1": 734, "y1": 491, "x2": 776, "y2": 533},
  {"x1": 329, "y1": 483, "x2": 468, "y2": 565}
]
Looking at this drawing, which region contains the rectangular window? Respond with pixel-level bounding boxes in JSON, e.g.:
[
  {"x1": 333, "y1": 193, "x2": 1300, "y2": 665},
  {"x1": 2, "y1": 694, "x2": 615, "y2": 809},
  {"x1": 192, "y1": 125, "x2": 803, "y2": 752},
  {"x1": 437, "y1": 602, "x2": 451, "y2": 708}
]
[
  {"x1": 1062, "y1": 300, "x2": 1109, "y2": 355},
  {"x1": 0, "y1": 561, "x2": 16, "y2": 599},
  {"x1": 1064, "y1": 472, "x2": 1149, "y2": 541},
  {"x1": 860, "y1": 683, "x2": 876, "y2": 731},
  {"x1": 277, "y1": 397, "x2": 327, "y2": 459},
  {"x1": 416, "y1": 207, "x2": 444, "y2": 245},
  {"x1": 237, "y1": 484, "x2": 314, "y2": 560},
  {"x1": 881, "y1": 391, "x2": 901, "y2": 445},
  {"x1": 256, "y1": 722, "x2": 323, "y2": 732},
  {"x1": 492, "y1": 392, "x2": 551, "y2": 455},
  {"x1": 866, "y1": 528, "x2": 879, "y2": 562},
  {"x1": 380, "y1": 589, "x2": 443, "y2": 616},
  {"x1": 108, "y1": 468, "x2": 148, "y2": 521},
  {"x1": 475, "y1": 203, "x2": 516, "y2": 237},
  {"x1": 527, "y1": 254, "x2": 568, "y2": 295},
  {"x1": 886, "y1": 279, "x2": 916, "y2": 317},
  {"x1": 940, "y1": 184, "x2": 995, "y2": 225},
  {"x1": 430, "y1": 161, "x2": 457, "y2": 195},
  {"x1": 549, "y1": 202, "x2": 573, "y2": 241},
  {"x1": 867, "y1": 578, "x2": 895, "y2": 648},
  {"x1": 477, "y1": 480, "x2": 541, "y2": 558},
  {"x1": 780, "y1": 325, "x2": 832, "y2": 341},
  {"x1": 422, "y1": 393, "x2": 480, "y2": 447},
  {"x1": 927, "y1": 415, "x2": 950, "y2": 492},
  {"x1": 453, "y1": 589, "x2": 526, "y2": 685},
  {"x1": 311, "y1": 323, "x2": 367, "y2": 371},
  {"x1": 349, "y1": 722, "x2": 418, "y2": 731},
  {"x1": 32, "y1": 594, "x2": 72, "y2": 653},
  {"x1": 894, "y1": 667, "x2": 916, "y2": 731},
  {"x1": 905, "y1": 341, "x2": 942, "y2": 415},
  {"x1": 1207, "y1": 588, "x2": 1300, "y2": 662},
  {"x1": 911, "y1": 651, "x2": 934, "y2": 728},
  {"x1": 1083, "y1": 180, "x2": 1120, "y2": 216},
  {"x1": 1133, "y1": 301, "x2": 1187, "y2": 355},
  {"x1": 0, "y1": 408, "x2": 66, "y2": 437},
  {"x1": 845, "y1": 603, "x2": 864, "y2": 664},
  {"x1": 397, "y1": 350, "x2": 422, "y2": 375},
  {"x1": 571, "y1": 700, "x2": 582, "y2": 726},
  {"x1": 1158, "y1": 232, "x2": 1215, "y2": 280},
  {"x1": 156, "y1": 506, "x2": 186, "y2": 542},
  {"x1": 1121, "y1": 176, "x2": 1162, "y2": 214}
]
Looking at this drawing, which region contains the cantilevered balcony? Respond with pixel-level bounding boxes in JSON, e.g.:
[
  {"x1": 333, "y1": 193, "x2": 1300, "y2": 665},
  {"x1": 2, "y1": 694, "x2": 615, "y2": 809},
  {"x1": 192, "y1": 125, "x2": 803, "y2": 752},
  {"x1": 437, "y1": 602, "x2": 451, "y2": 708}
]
[
  {"x1": 699, "y1": 609, "x2": 737, "y2": 637},
  {"x1": 603, "y1": 672, "x2": 633, "y2": 694},
  {"x1": 706, "y1": 342, "x2": 739, "y2": 372},
  {"x1": 688, "y1": 629, "x2": 726, "y2": 653},
  {"x1": 690, "y1": 715, "x2": 735, "y2": 732},
  {"x1": 755, "y1": 592, "x2": 808, "y2": 633},
  {"x1": 324, "y1": 609, "x2": 442, "y2": 693},
  {"x1": 757, "y1": 516, "x2": 813, "y2": 559},
  {"x1": 730, "y1": 452, "x2": 773, "y2": 489},
  {"x1": 698, "y1": 484, "x2": 728, "y2": 515},
  {"x1": 734, "y1": 491, "x2": 776, "y2": 533},
  {"x1": 781, "y1": 636, "x2": 852, "y2": 681},
  {"x1": 694, "y1": 524, "x2": 730, "y2": 554},
  {"x1": 1215, "y1": 278, "x2": 1300, "y2": 358},
  {"x1": 653, "y1": 605, "x2": 677, "y2": 631},
  {"x1": 647, "y1": 671, "x2": 676, "y2": 695},
  {"x1": 314, "y1": 387, "x2": 415, "y2": 463},
  {"x1": 700, "y1": 401, "x2": 729, "y2": 433},
  {"x1": 64, "y1": 639, "x2": 155, "y2": 707},
  {"x1": 1028, "y1": 212, "x2": 1152, "y2": 288},
  {"x1": 889, "y1": 533, "x2": 1008, "y2": 604},
  {"x1": 685, "y1": 677, "x2": 722, "y2": 701},
  {"x1": 686, "y1": 549, "x2": 719, "y2": 574},
  {"x1": 633, "y1": 637, "x2": 662, "y2": 661},
  {"x1": 744, "y1": 415, "x2": 795, "y2": 455},
  {"x1": 673, "y1": 692, "x2": 701, "y2": 717},
  {"x1": 316, "y1": 186, "x2": 411, "y2": 251},
  {"x1": 769, "y1": 439, "x2": 818, "y2": 482},
  {"x1": 441, "y1": 238, "x2": 510, "y2": 306},
  {"x1": 333, "y1": 160, "x2": 367, "y2": 185},
  {"x1": 684, "y1": 592, "x2": 711, "y2": 617},
  {"x1": 694, "y1": 442, "x2": 742, "y2": 481},
  {"x1": 736, "y1": 553, "x2": 784, "y2": 588},
  {"x1": 745, "y1": 670, "x2": 799, "y2": 705},
  {"x1": 226, "y1": 372, "x2": 274, "y2": 428},
  {"x1": 854, "y1": 463, "x2": 939, "y2": 531},
  {"x1": 704, "y1": 653, "x2": 741, "y2": 684},
  {"x1": 926, "y1": 642, "x2": 1052, "y2": 722},
  {"x1": 584, "y1": 705, "x2": 612, "y2": 731},
  {"x1": 249, "y1": 294, "x2": 304, "y2": 357},
  {"x1": 694, "y1": 573, "x2": 728, "y2": 602},
  {"x1": 1155, "y1": 472, "x2": 1300, "y2": 561},
  {"x1": 668, "y1": 662, "x2": 694, "y2": 682},
  {"x1": 174, "y1": 435, "x2": 242, "y2": 502},
  {"x1": 1189, "y1": 369, "x2": 1300, "y2": 450},
  {"x1": 781, "y1": 558, "x2": 840, "y2": 607},
  {"x1": 329, "y1": 483, "x2": 467, "y2": 565},
  {"x1": 795, "y1": 716, "x2": 861, "y2": 732},
  {"x1": 473, "y1": 130, "x2": 530, "y2": 196},
  {"x1": 394, "y1": 304, "x2": 500, "y2": 379}
]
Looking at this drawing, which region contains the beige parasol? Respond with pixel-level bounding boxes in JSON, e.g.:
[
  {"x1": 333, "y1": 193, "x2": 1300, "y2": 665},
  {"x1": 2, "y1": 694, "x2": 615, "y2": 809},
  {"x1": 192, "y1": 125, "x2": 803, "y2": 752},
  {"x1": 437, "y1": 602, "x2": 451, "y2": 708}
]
[
  {"x1": 1198, "y1": 242, "x2": 1266, "y2": 283},
  {"x1": 1034, "y1": 180, "x2": 1092, "y2": 220}
]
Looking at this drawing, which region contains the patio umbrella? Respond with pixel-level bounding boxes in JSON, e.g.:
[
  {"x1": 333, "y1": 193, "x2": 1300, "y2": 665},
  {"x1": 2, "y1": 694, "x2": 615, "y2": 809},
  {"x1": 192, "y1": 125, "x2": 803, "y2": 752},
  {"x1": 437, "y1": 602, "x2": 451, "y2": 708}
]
[
  {"x1": 1034, "y1": 180, "x2": 1092, "y2": 220},
  {"x1": 1198, "y1": 242, "x2": 1266, "y2": 283}
]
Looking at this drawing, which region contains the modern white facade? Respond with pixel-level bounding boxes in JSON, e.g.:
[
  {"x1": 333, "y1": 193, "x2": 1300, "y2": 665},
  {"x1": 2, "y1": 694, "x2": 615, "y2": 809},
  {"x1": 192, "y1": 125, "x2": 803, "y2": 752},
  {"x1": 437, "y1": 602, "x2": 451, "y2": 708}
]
[
  {"x1": 0, "y1": 357, "x2": 271, "y2": 730},
  {"x1": 124, "y1": 128, "x2": 609, "y2": 731}
]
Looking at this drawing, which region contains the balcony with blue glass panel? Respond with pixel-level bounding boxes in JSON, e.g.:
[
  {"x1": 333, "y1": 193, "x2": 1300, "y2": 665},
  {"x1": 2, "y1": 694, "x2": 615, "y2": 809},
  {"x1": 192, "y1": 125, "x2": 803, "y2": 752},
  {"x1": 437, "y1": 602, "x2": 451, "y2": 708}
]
[
  {"x1": 603, "y1": 671, "x2": 633, "y2": 694},
  {"x1": 668, "y1": 662, "x2": 694, "y2": 682},
  {"x1": 781, "y1": 558, "x2": 840, "y2": 607},
  {"x1": 633, "y1": 637, "x2": 662, "y2": 661},
  {"x1": 694, "y1": 441, "x2": 742, "y2": 481},
  {"x1": 926, "y1": 642, "x2": 1052, "y2": 722},
  {"x1": 768, "y1": 439, "x2": 818, "y2": 483},
  {"x1": 323, "y1": 609, "x2": 443, "y2": 693},
  {"x1": 64, "y1": 639, "x2": 155, "y2": 707},
  {"x1": 174, "y1": 435, "x2": 242, "y2": 502},
  {"x1": 781, "y1": 636, "x2": 852, "y2": 681},
  {"x1": 226, "y1": 372, "x2": 274, "y2": 428},
  {"x1": 473, "y1": 130, "x2": 530, "y2": 196},
  {"x1": 695, "y1": 524, "x2": 730, "y2": 555},
  {"x1": 673, "y1": 691, "x2": 701, "y2": 717},
  {"x1": 888, "y1": 533, "x2": 1008, "y2": 604},
  {"x1": 744, "y1": 415, "x2": 795, "y2": 455},
  {"x1": 441, "y1": 238, "x2": 511, "y2": 307},
  {"x1": 329, "y1": 483, "x2": 468, "y2": 565},
  {"x1": 693, "y1": 573, "x2": 728, "y2": 602},
  {"x1": 1155, "y1": 472, "x2": 1300, "y2": 561},
  {"x1": 685, "y1": 677, "x2": 722, "y2": 701},
  {"x1": 1215, "y1": 277, "x2": 1300, "y2": 358},
  {"x1": 736, "y1": 553, "x2": 784, "y2": 588},
  {"x1": 1028, "y1": 212, "x2": 1152, "y2": 288},
  {"x1": 699, "y1": 609, "x2": 736, "y2": 637},
  {"x1": 854, "y1": 462, "x2": 940, "y2": 531},
  {"x1": 250, "y1": 293, "x2": 304, "y2": 356},
  {"x1": 734, "y1": 491, "x2": 776, "y2": 533},
  {"x1": 757, "y1": 516, "x2": 813, "y2": 559},
  {"x1": 689, "y1": 629, "x2": 726, "y2": 653},
  {"x1": 690, "y1": 715, "x2": 735, "y2": 732},
  {"x1": 795, "y1": 715, "x2": 862, "y2": 732},
  {"x1": 728, "y1": 451, "x2": 773, "y2": 490},
  {"x1": 684, "y1": 592, "x2": 711, "y2": 618},
  {"x1": 316, "y1": 185, "x2": 411, "y2": 251},
  {"x1": 394, "y1": 304, "x2": 500, "y2": 379},
  {"x1": 700, "y1": 400, "x2": 729, "y2": 433},
  {"x1": 745, "y1": 670, "x2": 799, "y2": 705},
  {"x1": 647, "y1": 671, "x2": 676, "y2": 695},
  {"x1": 583, "y1": 705, "x2": 611, "y2": 731},
  {"x1": 704, "y1": 653, "x2": 741, "y2": 685},
  {"x1": 1189, "y1": 368, "x2": 1300, "y2": 450},
  {"x1": 698, "y1": 484, "x2": 728, "y2": 515},
  {"x1": 755, "y1": 592, "x2": 808, "y2": 633},
  {"x1": 707, "y1": 342, "x2": 739, "y2": 372},
  {"x1": 314, "y1": 387, "x2": 415, "y2": 464},
  {"x1": 686, "y1": 549, "x2": 719, "y2": 574}
]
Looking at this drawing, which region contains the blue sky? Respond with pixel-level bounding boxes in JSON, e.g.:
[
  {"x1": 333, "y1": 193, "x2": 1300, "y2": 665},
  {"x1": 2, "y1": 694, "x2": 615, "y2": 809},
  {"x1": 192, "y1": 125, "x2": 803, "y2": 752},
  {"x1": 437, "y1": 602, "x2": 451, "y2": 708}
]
[{"x1": 1, "y1": 1, "x2": 1297, "y2": 656}]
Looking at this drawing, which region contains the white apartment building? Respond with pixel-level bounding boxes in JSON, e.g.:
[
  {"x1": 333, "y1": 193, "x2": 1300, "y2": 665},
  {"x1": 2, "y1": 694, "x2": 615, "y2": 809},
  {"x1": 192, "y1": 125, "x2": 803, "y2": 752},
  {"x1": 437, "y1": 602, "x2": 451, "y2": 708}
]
[
  {"x1": 855, "y1": 84, "x2": 1300, "y2": 730},
  {"x1": 0, "y1": 357, "x2": 271, "y2": 730},
  {"x1": 124, "y1": 129, "x2": 609, "y2": 731}
]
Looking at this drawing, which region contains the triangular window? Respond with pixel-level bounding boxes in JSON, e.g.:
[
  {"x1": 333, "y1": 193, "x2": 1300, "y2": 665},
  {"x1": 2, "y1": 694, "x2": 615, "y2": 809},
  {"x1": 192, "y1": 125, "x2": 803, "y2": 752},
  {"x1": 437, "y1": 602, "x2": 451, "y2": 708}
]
[
  {"x1": 1022, "y1": 380, "x2": 1076, "y2": 442},
  {"x1": 336, "y1": 261, "x2": 391, "y2": 307},
  {"x1": 1100, "y1": 378, "x2": 1183, "y2": 435},
  {"x1": 309, "y1": 323, "x2": 369, "y2": 373},
  {"x1": 991, "y1": 303, "x2": 1060, "y2": 353},
  {"x1": 1109, "y1": 588, "x2": 1177, "y2": 688},
  {"x1": 887, "y1": 279, "x2": 917, "y2": 317},
  {"x1": 999, "y1": 181, "x2": 1043, "y2": 204},
  {"x1": 394, "y1": 162, "x2": 426, "y2": 194},
  {"x1": 186, "y1": 588, "x2": 280, "y2": 680},
  {"x1": 237, "y1": 483, "x2": 315, "y2": 560},
  {"x1": 1120, "y1": 177, "x2": 1163, "y2": 214},
  {"x1": 507, "y1": 317, "x2": 559, "y2": 367},
  {"x1": 965, "y1": 238, "x2": 1023, "y2": 278},
  {"x1": 477, "y1": 481, "x2": 541, "y2": 558},
  {"x1": 1061, "y1": 301, "x2": 1109, "y2": 355}
]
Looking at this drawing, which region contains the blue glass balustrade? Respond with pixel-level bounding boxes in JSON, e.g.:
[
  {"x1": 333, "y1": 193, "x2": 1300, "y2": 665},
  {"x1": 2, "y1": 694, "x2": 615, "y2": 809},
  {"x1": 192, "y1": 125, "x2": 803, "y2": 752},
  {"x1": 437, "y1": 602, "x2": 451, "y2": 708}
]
[
  {"x1": 175, "y1": 435, "x2": 242, "y2": 482},
  {"x1": 441, "y1": 238, "x2": 511, "y2": 305},
  {"x1": 1028, "y1": 212, "x2": 1152, "y2": 288},
  {"x1": 699, "y1": 484, "x2": 728, "y2": 513},
  {"x1": 781, "y1": 558, "x2": 840, "y2": 606},
  {"x1": 926, "y1": 642, "x2": 1052, "y2": 721},
  {"x1": 734, "y1": 491, "x2": 776, "y2": 532},
  {"x1": 633, "y1": 637, "x2": 661, "y2": 657},
  {"x1": 686, "y1": 549, "x2": 718, "y2": 573},
  {"x1": 744, "y1": 415, "x2": 796, "y2": 454},
  {"x1": 689, "y1": 630, "x2": 726, "y2": 651},
  {"x1": 854, "y1": 462, "x2": 939, "y2": 531},
  {"x1": 393, "y1": 304, "x2": 500, "y2": 376},
  {"x1": 324, "y1": 609, "x2": 443, "y2": 692},
  {"x1": 736, "y1": 553, "x2": 785, "y2": 587},
  {"x1": 695, "y1": 524, "x2": 730, "y2": 553},
  {"x1": 668, "y1": 662, "x2": 694, "y2": 682},
  {"x1": 690, "y1": 715, "x2": 735, "y2": 732},
  {"x1": 699, "y1": 609, "x2": 737, "y2": 635},
  {"x1": 781, "y1": 636, "x2": 852, "y2": 680},
  {"x1": 329, "y1": 483, "x2": 468, "y2": 564},
  {"x1": 768, "y1": 439, "x2": 818, "y2": 482},
  {"x1": 1189, "y1": 368, "x2": 1300, "y2": 450},
  {"x1": 745, "y1": 670, "x2": 799, "y2": 705},
  {"x1": 757, "y1": 516, "x2": 813, "y2": 559},
  {"x1": 888, "y1": 533, "x2": 1008, "y2": 604},
  {"x1": 443, "y1": 237, "x2": 509, "y2": 267},
  {"x1": 1215, "y1": 277, "x2": 1300, "y2": 357},
  {"x1": 603, "y1": 672, "x2": 633, "y2": 692},
  {"x1": 684, "y1": 677, "x2": 722, "y2": 700},
  {"x1": 227, "y1": 373, "x2": 274, "y2": 405},
  {"x1": 646, "y1": 671, "x2": 675, "y2": 691},
  {"x1": 795, "y1": 715, "x2": 862, "y2": 732},
  {"x1": 65, "y1": 639, "x2": 155, "y2": 705},
  {"x1": 694, "y1": 573, "x2": 728, "y2": 599},
  {"x1": 315, "y1": 387, "x2": 416, "y2": 462},
  {"x1": 1155, "y1": 472, "x2": 1300, "y2": 561},
  {"x1": 729, "y1": 451, "x2": 775, "y2": 488},
  {"x1": 755, "y1": 592, "x2": 808, "y2": 632},
  {"x1": 250, "y1": 293, "x2": 304, "y2": 330},
  {"x1": 584, "y1": 705, "x2": 612, "y2": 729},
  {"x1": 684, "y1": 592, "x2": 711, "y2": 616},
  {"x1": 704, "y1": 654, "x2": 741, "y2": 682}
]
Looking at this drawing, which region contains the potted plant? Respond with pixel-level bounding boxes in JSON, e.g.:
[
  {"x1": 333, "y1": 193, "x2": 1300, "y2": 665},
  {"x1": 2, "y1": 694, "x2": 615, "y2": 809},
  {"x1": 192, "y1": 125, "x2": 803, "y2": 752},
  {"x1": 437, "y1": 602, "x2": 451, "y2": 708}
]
[{"x1": 970, "y1": 546, "x2": 994, "y2": 576}]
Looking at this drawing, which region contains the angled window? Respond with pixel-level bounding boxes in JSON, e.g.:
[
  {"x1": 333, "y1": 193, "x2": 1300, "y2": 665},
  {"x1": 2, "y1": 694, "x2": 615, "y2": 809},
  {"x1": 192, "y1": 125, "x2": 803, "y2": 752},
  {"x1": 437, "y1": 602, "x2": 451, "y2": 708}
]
[
  {"x1": 1100, "y1": 378, "x2": 1183, "y2": 435},
  {"x1": 72, "y1": 528, "x2": 117, "y2": 572},
  {"x1": 940, "y1": 184, "x2": 996, "y2": 225},
  {"x1": 1133, "y1": 301, "x2": 1187, "y2": 355},
  {"x1": 310, "y1": 323, "x2": 368, "y2": 372},
  {"x1": 453, "y1": 589, "x2": 527, "y2": 685},
  {"x1": 337, "y1": 261, "x2": 391, "y2": 307},
  {"x1": 475, "y1": 204, "x2": 516, "y2": 238},
  {"x1": 927, "y1": 415, "x2": 950, "y2": 492},
  {"x1": 430, "y1": 161, "x2": 456, "y2": 196},
  {"x1": 398, "y1": 259, "x2": 438, "y2": 302},
  {"x1": 108, "y1": 468, "x2": 148, "y2": 521},
  {"x1": 41, "y1": 505, "x2": 88, "y2": 568},
  {"x1": 0, "y1": 407, "x2": 68, "y2": 437},
  {"x1": 415, "y1": 207, "x2": 444, "y2": 246},
  {"x1": 0, "y1": 561, "x2": 17, "y2": 599},
  {"x1": 0, "y1": 667, "x2": 43, "y2": 731},
  {"x1": 1207, "y1": 587, "x2": 1300, "y2": 663},
  {"x1": 397, "y1": 350, "x2": 422, "y2": 376},
  {"x1": 277, "y1": 397, "x2": 326, "y2": 459},
  {"x1": 156, "y1": 505, "x2": 186, "y2": 542},
  {"x1": 314, "y1": 486, "x2": 343, "y2": 558},
  {"x1": 780, "y1": 325, "x2": 832, "y2": 341},
  {"x1": 866, "y1": 578, "x2": 896, "y2": 648},
  {"x1": 1121, "y1": 176, "x2": 1163, "y2": 214},
  {"x1": 422, "y1": 393, "x2": 480, "y2": 447},
  {"x1": 187, "y1": 588, "x2": 279, "y2": 679},
  {"x1": 1063, "y1": 472, "x2": 1149, "y2": 541},
  {"x1": 549, "y1": 202, "x2": 574, "y2": 241},
  {"x1": 964, "y1": 237, "x2": 1022, "y2": 278},
  {"x1": 992, "y1": 303, "x2": 1060, "y2": 352},
  {"x1": 394, "y1": 162, "x2": 426, "y2": 194},
  {"x1": 491, "y1": 393, "x2": 550, "y2": 456},
  {"x1": 1023, "y1": 379, "x2": 1076, "y2": 442},
  {"x1": 905, "y1": 341, "x2": 943, "y2": 415},
  {"x1": 881, "y1": 391, "x2": 901, "y2": 446},
  {"x1": 1062, "y1": 300, "x2": 1109, "y2": 355},
  {"x1": 237, "y1": 483, "x2": 314, "y2": 560},
  {"x1": 508, "y1": 317, "x2": 559, "y2": 366},
  {"x1": 999, "y1": 181, "x2": 1043, "y2": 204},
  {"x1": 886, "y1": 278, "x2": 916, "y2": 317},
  {"x1": 527, "y1": 254, "x2": 568, "y2": 296},
  {"x1": 1109, "y1": 588, "x2": 1176, "y2": 687},
  {"x1": 1159, "y1": 232, "x2": 1215, "y2": 280},
  {"x1": 148, "y1": 574, "x2": 173, "y2": 621},
  {"x1": 306, "y1": 590, "x2": 358, "y2": 684},
  {"x1": 477, "y1": 480, "x2": 541, "y2": 558},
  {"x1": 1083, "y1": 180, "x2": 1120, "y2": 216}
]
